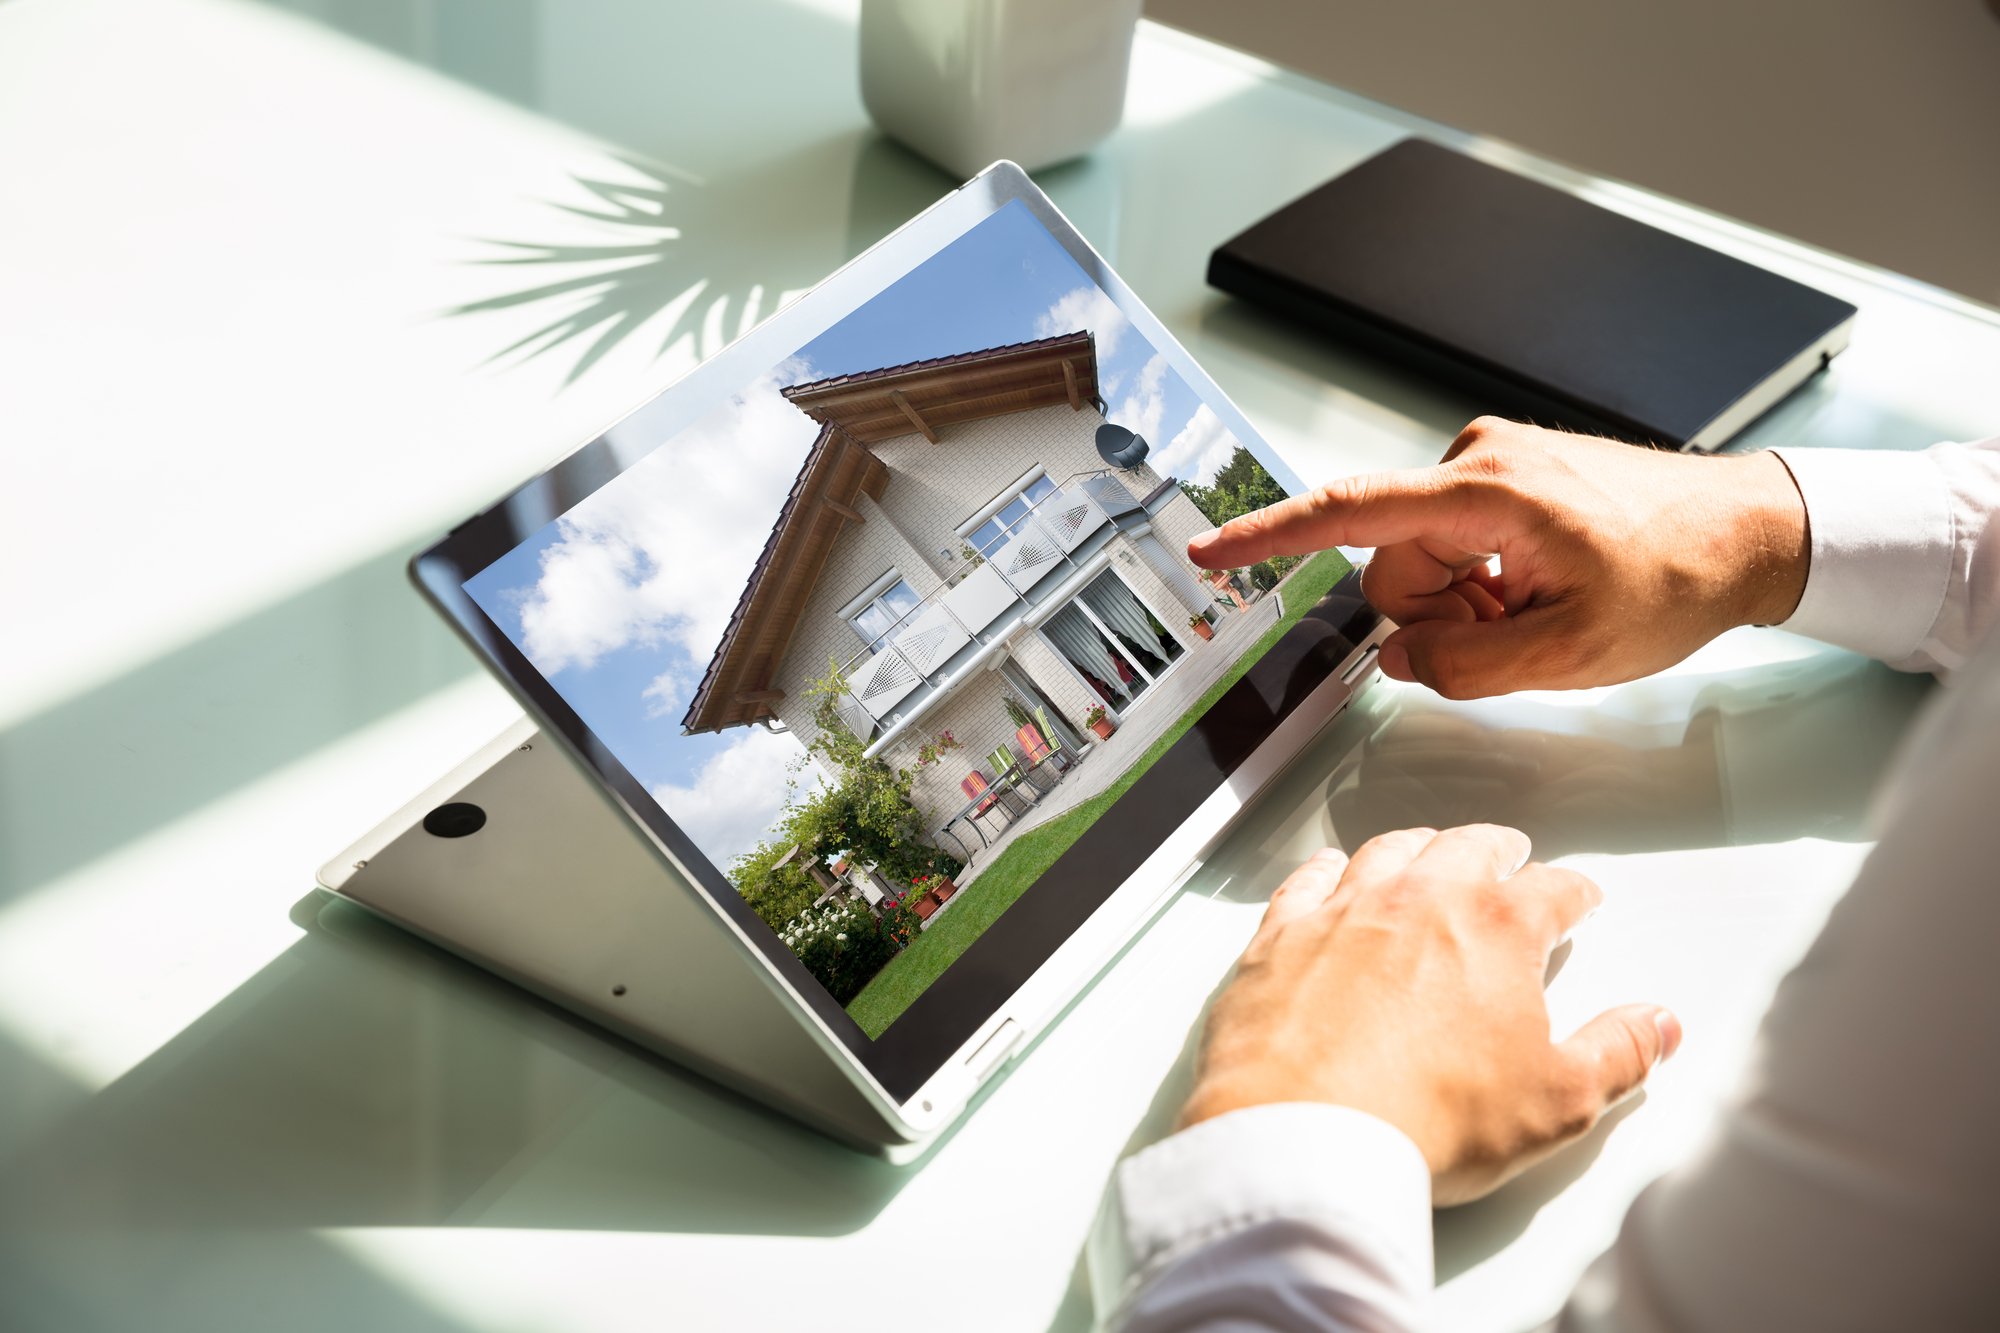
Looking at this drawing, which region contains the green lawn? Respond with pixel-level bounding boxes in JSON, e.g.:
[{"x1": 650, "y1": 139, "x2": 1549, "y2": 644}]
[{"x1": 844, "y1": 549, "x2": 1352, "y2": 1039}]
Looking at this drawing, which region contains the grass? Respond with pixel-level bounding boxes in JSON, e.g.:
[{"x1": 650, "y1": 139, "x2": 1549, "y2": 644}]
[{"x1": 843, "y1": 549, "x2": 1352, "y2": 1039}]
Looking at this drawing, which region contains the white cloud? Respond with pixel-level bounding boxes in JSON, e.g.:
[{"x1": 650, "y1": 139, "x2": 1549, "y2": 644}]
[
  {"x1": 651, "y1": 726, "x2": 814, "y2": 870},
  {"x1": 1112, "y1": 354, "x2": 1167, "y2": 451},
  {"x1": 513, "y1": 357, "x2": 823, "y2": 678},
  {"x1": 640, "y1": 663, "x2": 694, "y2": 719},
  {"x1": 1154, "y1": 403, "x2": 1240, "y2": 486},
  {"x1": 1035, "y1": 285, "x2": 1128, "y2": 360}
]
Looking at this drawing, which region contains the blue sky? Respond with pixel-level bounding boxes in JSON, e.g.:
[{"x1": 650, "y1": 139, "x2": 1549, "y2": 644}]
[{"x1": 464, "y1": 201, "x2": 1243, "y2": 871}]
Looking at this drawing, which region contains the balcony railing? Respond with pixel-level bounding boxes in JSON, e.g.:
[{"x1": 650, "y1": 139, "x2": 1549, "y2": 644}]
[{"x1": 832, "y1": 470, "x2": 1143, "y2": 749}]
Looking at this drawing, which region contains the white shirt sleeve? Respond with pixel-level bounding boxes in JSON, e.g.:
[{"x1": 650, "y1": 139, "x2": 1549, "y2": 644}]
[
  {"x1": 1091, "y1": 1104, "x2": 1434, "y2": 1333},
  {"x1": 1771, "y1": 436, "x2": 2000, "y2": 674}
]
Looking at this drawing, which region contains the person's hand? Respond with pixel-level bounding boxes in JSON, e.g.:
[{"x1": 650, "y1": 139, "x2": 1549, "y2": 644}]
[
  {"x1": 1188, "y1": 417, "x2": 1810, "y2": 699},
  {"x1": 1181, "y1": 825, "x2": 1680, "y2": 1206}
]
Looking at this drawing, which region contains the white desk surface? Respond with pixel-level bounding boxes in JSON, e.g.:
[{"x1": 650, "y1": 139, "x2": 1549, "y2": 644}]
[{"x1": 3, "y1": 2, "x2": 1997, "y2": 1330}]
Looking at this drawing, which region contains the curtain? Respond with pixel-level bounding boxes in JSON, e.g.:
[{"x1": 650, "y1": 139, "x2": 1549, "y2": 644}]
[
  {"x1": 1082, "y1": 574, "x2": 1168, "y2": 663},
  {"x1": 1044, "y1": 604, "x2": 1132, "y2": 700}
]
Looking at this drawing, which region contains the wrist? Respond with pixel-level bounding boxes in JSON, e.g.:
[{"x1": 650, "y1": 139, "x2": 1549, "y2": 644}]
[{"x1": 1719, "y1": 451, "x2": 1810, "y2": 629}]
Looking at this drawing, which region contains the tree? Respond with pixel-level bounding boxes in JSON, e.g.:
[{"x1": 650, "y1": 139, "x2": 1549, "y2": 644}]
[
  {"x1": 1182, "y1": 446, "x2": 1301, "y2": 592},
  {"x1": 729, "y1": 840, "x2": 819, "y2": 934},
  {"x1": 728, "y1": 661, "x2": 960, "y2": 925},
  {"x1": 1181, "y1": 445, "x2": 1288, "y2": 530}
]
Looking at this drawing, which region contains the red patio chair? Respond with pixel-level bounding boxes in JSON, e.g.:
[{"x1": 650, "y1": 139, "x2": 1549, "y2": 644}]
[
  {"x1": 1015, "y1": 722, "x2": 1063, "y2": 794},
  {"x1": 1017, "y1": 722, "x2": 1053, "y2": 765},
  {"x1": 961, "y1": 770, "x2": 1022, "y2": 834},
  {"x1": 961, "y1": 770, "x2": 1002, "y2": 817}
]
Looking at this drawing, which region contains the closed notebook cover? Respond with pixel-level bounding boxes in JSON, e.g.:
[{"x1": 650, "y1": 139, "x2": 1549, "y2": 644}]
[{"x1": 1208, "y1": 138, "x2": 1857, "y2": 449}]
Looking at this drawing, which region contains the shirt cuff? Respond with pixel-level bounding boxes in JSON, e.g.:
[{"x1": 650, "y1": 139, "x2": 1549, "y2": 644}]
[
  {"x1": 1768, "y1": 447, "x2": 1953, "y2": 665},
  {"x1": 1090, "y1": 1103, "x2": 1434, "y2": 1331}
]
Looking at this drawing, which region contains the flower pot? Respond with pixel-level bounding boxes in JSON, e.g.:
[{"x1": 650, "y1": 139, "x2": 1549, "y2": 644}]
[
  {"x1": 931, "y1": 878, "x2": 957, "y2": 902},
  {"x1": 1190, "y1": 619, "x2": 1214, "y2": 642},
  {"x1": 1090, "y1": 717, "x2": 1115, "y2": 740},
  {"x1": 911, "y1": 894, "x2": 938, "y2": 921}
]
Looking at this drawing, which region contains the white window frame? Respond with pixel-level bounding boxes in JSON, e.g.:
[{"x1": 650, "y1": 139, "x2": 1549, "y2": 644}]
[
  {"x1": 955, "y1": 465, "x2": 1052, "y2": 541},
  {"x1": 840, "y1": 568, "x2": 918, "y2": 651}
]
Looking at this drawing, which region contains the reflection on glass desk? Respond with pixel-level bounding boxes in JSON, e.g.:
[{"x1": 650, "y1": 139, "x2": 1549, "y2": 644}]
[{"x1": 1324, "y1": 651, "x2": 1930, "y2": 860}]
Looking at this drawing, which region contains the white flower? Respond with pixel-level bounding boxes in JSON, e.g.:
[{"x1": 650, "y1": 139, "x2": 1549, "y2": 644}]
[{"x1": 836, "y1": 932, "x2": 848, "y2": 942}]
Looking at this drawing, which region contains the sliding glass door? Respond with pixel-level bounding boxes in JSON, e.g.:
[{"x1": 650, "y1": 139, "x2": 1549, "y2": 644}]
[{"x1": 1040, "y1": 569, "x2": 1184, "y2": 717}]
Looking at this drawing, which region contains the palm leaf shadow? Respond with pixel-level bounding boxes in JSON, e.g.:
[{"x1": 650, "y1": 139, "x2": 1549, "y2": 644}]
[{"x1": 446, "y1": 155, "x2": 743, "y2": 386}]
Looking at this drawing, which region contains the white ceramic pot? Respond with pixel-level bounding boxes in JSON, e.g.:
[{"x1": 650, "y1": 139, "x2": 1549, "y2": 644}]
[{"x1": 859, "y1": 0, "x2": 1142, "y2": 179}]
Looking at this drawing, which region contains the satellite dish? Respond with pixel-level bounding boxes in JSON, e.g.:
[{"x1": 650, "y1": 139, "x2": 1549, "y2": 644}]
[{"x1": 1095, "y1": 422, "x2": 1149, "y2": 469}]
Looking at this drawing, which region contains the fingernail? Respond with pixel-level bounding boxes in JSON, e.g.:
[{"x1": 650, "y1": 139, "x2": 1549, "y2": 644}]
[
  {"x1": 1654, "y1": 1010, "x2": 1683, "y2": 1065},
  {"x1": 1378, "y1": 641, "x2": 1412, "y2": 680},
  {"x1": 1191, "y1": 527, "x2": 1221, "y2": 547}
]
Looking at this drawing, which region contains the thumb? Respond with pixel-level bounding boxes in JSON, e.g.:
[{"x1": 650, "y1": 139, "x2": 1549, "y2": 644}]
[
  {"x1": 1378, "y1": 610, "x2": 1580, "y2": 700},
  {"x1": 1557, "y1": 1004, "x2": 1682, "y2": 1117}
]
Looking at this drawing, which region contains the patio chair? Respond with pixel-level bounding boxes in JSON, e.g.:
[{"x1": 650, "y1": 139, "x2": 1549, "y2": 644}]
[
  {"x1": 1013, "y1": 723, "x2": 1062, "y2": 793},
  {"x1": 1033, "y1": 705, "x2": 1074, "y2": 772},
  {"x1": 987, "y1": 744, "x2": 1042, "y2": 803},
  {"x1": 960, "y1": 771, "x2": 1015, "y2": 836}
]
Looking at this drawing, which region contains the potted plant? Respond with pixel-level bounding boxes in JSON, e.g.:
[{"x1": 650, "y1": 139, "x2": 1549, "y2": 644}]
[
  {"x1": 878, "y1": 893, "x2": 924, "y2": 947},
  {"x1": 1189, "y1": 612, "x2": 1214, "y2": 642},
  {"x1": 913, "y1": 870, "x2": 958, "y2": 903},
  {"x1": 1084, "y1": 704, "x2": 1115, "y2": 740},
  {"x1": 915, "y1": 729, "x2": 960, "y2": 768}
]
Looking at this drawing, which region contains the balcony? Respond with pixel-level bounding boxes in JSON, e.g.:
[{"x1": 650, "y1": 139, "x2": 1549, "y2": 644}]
[{"x1": 834, "y1": 471, "x2": 1146, "y2": 753}]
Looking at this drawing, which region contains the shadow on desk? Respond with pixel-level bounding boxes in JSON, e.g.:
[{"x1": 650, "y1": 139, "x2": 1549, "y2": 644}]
[{"x1": 0, "y1": 896, "x2": 910, "y2": 1240}]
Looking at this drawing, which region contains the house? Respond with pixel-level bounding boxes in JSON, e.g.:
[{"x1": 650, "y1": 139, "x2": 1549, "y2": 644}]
[{"x1": 681, "y1": 331, "x2": 1231, "y2": 848}]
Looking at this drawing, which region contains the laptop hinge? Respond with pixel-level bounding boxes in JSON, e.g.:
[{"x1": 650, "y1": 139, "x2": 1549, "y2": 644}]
[{"x1": 963, "y1": 1018, "x2": 1026, "y2": 1082}]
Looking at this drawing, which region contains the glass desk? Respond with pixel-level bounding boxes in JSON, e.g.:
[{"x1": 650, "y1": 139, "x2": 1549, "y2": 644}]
[{"x1": 3, "y1": 2, "x2": 1997, "y2": 1330}]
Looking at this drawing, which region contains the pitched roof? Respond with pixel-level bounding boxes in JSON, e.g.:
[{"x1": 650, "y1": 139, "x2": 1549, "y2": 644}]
[{"x1": 681, "y1": 331, "x2": 1103, "y2": 735}]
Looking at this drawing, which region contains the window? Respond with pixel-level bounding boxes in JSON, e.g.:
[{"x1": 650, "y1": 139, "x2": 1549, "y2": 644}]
[
  {"x1": 964, "y1": 473, "x2": 1057, "y2": 560},
  {"x1": 849, "y1": 576, "x2": 920, "y2": 651}
]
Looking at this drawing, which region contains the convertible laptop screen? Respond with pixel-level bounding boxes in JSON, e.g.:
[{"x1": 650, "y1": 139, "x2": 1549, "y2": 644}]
[{"x1": 458, "y1": 199, "x2": 1354, "y2": 1076}]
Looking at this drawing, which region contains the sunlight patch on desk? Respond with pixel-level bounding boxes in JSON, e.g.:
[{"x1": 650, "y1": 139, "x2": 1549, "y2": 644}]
[
  {"x1": 0, "y1": 676, "x2": 517, "y2": 1090},
  {"x1": 1123, "y1": 22, "x2": 1275, "y2": 128},
  {"x1": 0, "y1": 0, "x2": 713, "y2": 730}
]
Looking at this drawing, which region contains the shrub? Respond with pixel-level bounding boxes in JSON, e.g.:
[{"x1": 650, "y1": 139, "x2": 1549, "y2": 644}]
[
  {"x1": 780, "y1": 897, "x2": 899, "y2": 1004},
  {"x1": 1249, "y1": 554, "x2": 1301, "y2": 592}
]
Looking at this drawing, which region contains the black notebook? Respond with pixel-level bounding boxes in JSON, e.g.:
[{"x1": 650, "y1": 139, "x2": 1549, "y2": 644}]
[{"x1": 1208, "y1": 139, "x2": 1857, "y2": 451}]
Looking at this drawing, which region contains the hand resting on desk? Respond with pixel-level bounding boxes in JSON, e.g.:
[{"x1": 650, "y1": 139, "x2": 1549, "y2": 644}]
[{"x1": 1179, "y1": 824, "x2": 1679, "y2": 1207}]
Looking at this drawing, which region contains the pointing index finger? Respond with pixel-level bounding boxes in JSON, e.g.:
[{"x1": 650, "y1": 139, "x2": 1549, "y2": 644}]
[{"x1": 1186, "y1": 465, "x2": 1521, "y2": 570}]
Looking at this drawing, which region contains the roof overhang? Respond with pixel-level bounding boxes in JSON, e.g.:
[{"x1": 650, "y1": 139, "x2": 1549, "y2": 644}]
[
  {"x1": 780, "y1": 331, "x2": 1099, "y2": 443},
  {"x1": 681, "y1": 427, "x2": 888, "y2": 734}
]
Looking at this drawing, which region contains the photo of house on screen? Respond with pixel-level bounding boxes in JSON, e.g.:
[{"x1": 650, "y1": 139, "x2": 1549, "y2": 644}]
[
  {"x1": 680, "y1": 329, "x2": 1295, "y2": 1003},
  {"x1": 461, "y1": 203, "x2": 1354, "y2": 1040}
]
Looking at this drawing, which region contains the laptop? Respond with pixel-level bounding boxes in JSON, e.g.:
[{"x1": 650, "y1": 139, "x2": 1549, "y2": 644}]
[{"x1": 318, "y1": 161, "x2": 1391, "y2": 1156}]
